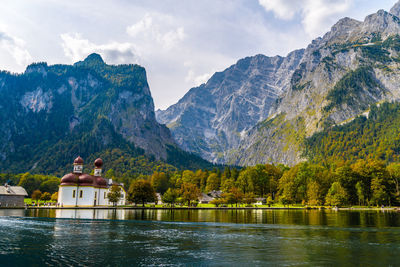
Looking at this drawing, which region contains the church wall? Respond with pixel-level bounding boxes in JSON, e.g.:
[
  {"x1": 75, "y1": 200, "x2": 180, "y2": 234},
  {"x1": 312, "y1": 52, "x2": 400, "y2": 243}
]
[
  {"x1": 59, "y1": 186, "x2": 79, "y2": 207},
  {"x1": 75, "y1": 186, "x2": 96, "y2": 207}
]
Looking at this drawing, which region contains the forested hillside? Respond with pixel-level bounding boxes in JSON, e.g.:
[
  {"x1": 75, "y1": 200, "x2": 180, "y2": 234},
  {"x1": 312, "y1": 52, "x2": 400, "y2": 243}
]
[{"x1": 305, "y1": 102, "x2": 400, "y2": 165}]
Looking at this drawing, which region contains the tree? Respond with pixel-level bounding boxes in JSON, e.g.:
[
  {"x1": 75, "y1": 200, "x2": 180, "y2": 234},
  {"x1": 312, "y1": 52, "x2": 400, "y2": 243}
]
[
  {"x1": 182, "y1": 170, "x2": 198, "y2": 185},
  {"x1": 206, "y1": 173, "x2": 220, "y2": 192},
  {"x1": 307, "y1": 181, "x2": 323, "y2": 206},
  {"x1": 243, "y1": 192, "x2": 256, "y2": 205},
  {"x1": 51, "y1": 192, "x2": 58, "y2": 202},
  {"x1": 222, "y1": 187, "x2": 244, "y2": 207},
  {"x1": 221, "y1": 178, "x2": 235, "y2": 192},
  {"x1": 180, "y1": 182, "x2": 200, "y2": 207},
  {"x1": 266, "y1": 195, "x2": 274, "y2": 206},
  {"x1": 371, "y1": 176, "x2": 389, "y2": 206},
  {"x1": 128, "y1": 179, "x2": 156, "y2": 206},
  {"x1": 39, "y1": 179, "x2": 60, "y2": 194},
  {"x1": 387, "y1": 162, "x2": 400, "y2": 204},
  {"x1": 325, "y1": 182, "x2": 348, "y2": 207},
  {"x1": 355, "y1": 181, "x2": 365, "y2": 206},
  {"x1": 40, "y1": 192, "x2": 51, "y2": 201},
  {"x1": 236, "y1": 168, "x2": 255, "y2": 194},
  {"x1": 162, "y1": 188, "x2": 178, "y2": 206},
  {"x1": 151, "y1": 172, "x2": 169, "y2": 194},
  {"x1": 31, "y1": 190, "x2": 42, "y2": 202},
  {"x1": 278, "y1": 166, "x2": 298, "y2": 204},
  {"x1": 108, "y1": 184, "x2": 122, "y2": 206},
  {"x1": 195, "y1": 169, "x2": 208, "y2": 192},
  {"x1": 19, "y1": 173, "x2": 41, "y2": 196}
]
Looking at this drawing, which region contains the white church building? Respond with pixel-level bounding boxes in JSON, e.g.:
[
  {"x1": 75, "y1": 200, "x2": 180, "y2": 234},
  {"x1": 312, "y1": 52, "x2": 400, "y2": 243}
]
[{"x1": 58, "y1": 157, "x2": 126, "y2": 207}]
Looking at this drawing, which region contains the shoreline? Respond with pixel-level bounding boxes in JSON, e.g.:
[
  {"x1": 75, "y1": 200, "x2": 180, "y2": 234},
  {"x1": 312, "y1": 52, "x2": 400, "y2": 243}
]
[{"x1": 2, "y1": 206, "x2": 399, "y2": 211}]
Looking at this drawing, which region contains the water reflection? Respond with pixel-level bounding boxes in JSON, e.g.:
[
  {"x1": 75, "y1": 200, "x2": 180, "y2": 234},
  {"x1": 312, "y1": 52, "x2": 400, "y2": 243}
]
[
  {"x1": 15, "y1": 208, "x2": 400, "y2": 228},
  {"x1": 55, "y1": 209, "x2": 126, "y2": 220},
  {"x1": 0, "y1": 209, "x2": 399, "y2": 266}
]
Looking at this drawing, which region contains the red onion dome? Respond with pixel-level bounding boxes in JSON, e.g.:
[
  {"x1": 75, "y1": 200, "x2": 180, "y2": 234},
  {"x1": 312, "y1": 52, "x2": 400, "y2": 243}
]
[
  {"x1": 94, "y1": 158, "x2": 103, "y2": 168},
  {"x1": 94, "y1": 177, "x2": 107, "y2": 188},
  {"x1": 74, "y1": 156, "x2": 84, "y2": 165},
  {"x1": 78, "y1": 174, "x2": 94, "y2": 186},
  {"x1": 60, "y1": 173, "x2": 78, "y2": 185}
]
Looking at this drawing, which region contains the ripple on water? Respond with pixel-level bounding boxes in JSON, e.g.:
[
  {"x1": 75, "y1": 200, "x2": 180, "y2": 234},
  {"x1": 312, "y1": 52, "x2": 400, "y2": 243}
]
[{"x1": 0, "y1": 210, "x2": 399, "y2": 266}]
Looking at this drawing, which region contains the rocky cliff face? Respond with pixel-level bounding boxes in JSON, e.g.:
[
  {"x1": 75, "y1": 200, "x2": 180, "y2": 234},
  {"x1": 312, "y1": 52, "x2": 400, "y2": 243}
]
[
  {"x1": 156, "y1": 50, "x2": 304, "y2": 163},
  {"x1": 0, "y1": 54, "x2": 178, "y2": 173},
  {"x1": 230, "y1": 5, "x2": 400, "y2": 166},
  {"x1": 159, "y1": 0, "x2": 400, "y2": 166}
]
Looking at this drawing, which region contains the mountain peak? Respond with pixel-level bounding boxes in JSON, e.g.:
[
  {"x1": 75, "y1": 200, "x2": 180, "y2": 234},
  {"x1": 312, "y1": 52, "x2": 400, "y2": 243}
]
[
  {"x1": 390, "y1": 0, "x2": 400, "y2": 18},
  {"x1": 83, "y1": 53, "x2": 105, "y2": 64}
]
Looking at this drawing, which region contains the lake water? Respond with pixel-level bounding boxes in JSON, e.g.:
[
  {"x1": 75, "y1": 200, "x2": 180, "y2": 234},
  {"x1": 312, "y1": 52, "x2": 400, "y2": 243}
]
[{"x1": 0, "y1": 209, "x2": 399, "y2": 266}]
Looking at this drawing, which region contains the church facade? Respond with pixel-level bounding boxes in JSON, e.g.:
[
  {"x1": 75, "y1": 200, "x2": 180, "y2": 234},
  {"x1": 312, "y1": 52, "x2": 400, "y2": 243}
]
[{"x1": 58, "y1": 157, "x2": 126, "y2": 207}]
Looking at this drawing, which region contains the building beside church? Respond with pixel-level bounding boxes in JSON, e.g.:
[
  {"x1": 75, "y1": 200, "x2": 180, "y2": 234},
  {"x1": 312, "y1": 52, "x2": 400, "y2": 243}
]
[
  {"x1": 58, "y1": 157, "x2": 126, "y2": 207},
  {"x1": 0, "y1": 185, "x2": 28, "y2": 207}
]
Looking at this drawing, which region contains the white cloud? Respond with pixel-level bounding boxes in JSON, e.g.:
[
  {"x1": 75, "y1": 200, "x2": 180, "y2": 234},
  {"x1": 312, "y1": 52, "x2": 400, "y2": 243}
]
[
  {"x1": 258, "y1": 0, "x2": 353, "y2": 37},
  {"x1": 0, "y1": 30, "x2": 32, "y2": 66},
  {"x1": 185, "y1": 69, "x2": 211, "y2": 86},
  {"x1": 258, "y1": 0, "x2": 303, "y2": 20},
  {"x1": 126, "y1": 13, "x2": 185, "y2": 50},
  {"x1": 60, "y1": 32, "x2": 138, "y2": 64}
]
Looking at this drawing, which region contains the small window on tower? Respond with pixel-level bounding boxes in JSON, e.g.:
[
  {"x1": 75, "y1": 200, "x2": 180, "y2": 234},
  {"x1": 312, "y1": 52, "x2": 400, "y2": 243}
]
[
  {"x1": 72, "y1": 190, "x2": 76, "y2": 198},
  {"x1": 104, "y1": 192, "x2": 106, "y2": 198},
  {"x1": 95, "y1": 192, "x2": 97, "y2": 199},
  {"x1": 79, "y1": 190, "x2": 83, "y2": 198}
]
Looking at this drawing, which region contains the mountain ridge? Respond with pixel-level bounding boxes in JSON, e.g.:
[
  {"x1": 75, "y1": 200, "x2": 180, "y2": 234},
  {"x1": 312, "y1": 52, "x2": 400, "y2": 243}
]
[
  {"x1": 158, "y1": 0, "x2": 400, "y2": 166},
  {"x1": 0, "y1": 53, "x2": 214, "y2": 175}
]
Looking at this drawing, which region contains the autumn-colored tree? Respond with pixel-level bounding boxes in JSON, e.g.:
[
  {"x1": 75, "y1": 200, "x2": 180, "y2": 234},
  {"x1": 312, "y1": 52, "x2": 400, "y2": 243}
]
[
  {"x1": 31, "y1": 190, "x2": 42, "y2": 202},
  {"x1": 180, "y1": 182, "x2": 200, "y2": 207},
  {"x1": 307, "y1": 181, "x2": 323, "y2": 206},
  {"x1": 51, "y1": 192, "x2": 58, "y2": 202},
  {"x1": 128, "y1": 179, "x2": 156, "y2": 206},
  {"x1": 108, "y1": 184, "x2": 122, "y2": 206},
  {"x1": 40, "y1": 192, "x2": 51, "y2": 201},
  {"x1": 222, "y1": 187, "x2": 244, "y2": 207}
]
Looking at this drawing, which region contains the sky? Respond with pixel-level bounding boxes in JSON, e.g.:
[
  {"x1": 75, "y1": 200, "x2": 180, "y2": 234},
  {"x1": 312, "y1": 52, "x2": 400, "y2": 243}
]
[{"x1": 0, "y1": 0, "x2": 397, "y2": 109}]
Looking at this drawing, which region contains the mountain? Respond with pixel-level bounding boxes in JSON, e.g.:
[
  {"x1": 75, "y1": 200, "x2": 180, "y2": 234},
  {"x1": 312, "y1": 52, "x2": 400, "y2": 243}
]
[
  {"x1": 156, "y1": 50, "x2": 304, "y2": 163},
  {"x1": 159, "y1": 1, "x2": 400, "y2": 166},
  {"x1": 0, "y1": 54, "x2": 213, "y2": 175}
]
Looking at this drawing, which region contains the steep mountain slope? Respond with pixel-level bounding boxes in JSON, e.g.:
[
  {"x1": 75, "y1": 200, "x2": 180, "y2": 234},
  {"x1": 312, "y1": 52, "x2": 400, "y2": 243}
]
[
  {"x1": 159, "y1": 0, "x2": 400, "y2": 167},
  {"x1": 0, "y1": 54, "x2": 213, "y2": 174},
  {"x1": 156, "y1": 50, "x2": 304, "y2": 163},
  {"x1": 231, "y1": 5, "x2": 400, "y2": 166}
]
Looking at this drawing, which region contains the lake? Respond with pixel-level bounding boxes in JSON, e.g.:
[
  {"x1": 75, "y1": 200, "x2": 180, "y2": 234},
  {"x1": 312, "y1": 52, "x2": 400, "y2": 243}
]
[{"x1": 0, "y1": 209, "x2": 399, "y2": 266}]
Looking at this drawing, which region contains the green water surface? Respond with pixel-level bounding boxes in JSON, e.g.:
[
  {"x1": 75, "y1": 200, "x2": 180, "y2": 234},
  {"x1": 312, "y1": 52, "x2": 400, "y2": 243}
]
[{"x1": 0, "y1": 209, "x2": 399, "y2": 266}]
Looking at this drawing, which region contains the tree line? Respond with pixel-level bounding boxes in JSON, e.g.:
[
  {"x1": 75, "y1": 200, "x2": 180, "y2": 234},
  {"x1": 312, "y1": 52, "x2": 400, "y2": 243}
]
[
  {"x1": 124, "y1": 158, "x2": 400, "y2": 207},
  {"x1": 2, "y1": 157, "x2": 400, "y2": 207}
]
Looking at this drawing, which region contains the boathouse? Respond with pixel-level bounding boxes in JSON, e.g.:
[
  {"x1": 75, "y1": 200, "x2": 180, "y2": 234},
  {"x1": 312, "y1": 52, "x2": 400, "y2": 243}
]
[{"x1": 0, "y1": 185, "x2": 28, "y2": 207}]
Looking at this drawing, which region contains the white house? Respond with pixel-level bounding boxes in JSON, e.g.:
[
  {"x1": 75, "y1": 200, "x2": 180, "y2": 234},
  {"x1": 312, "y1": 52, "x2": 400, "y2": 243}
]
[{"x1": 58, "y1": 157, "x2": 126, "y2": 207}]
